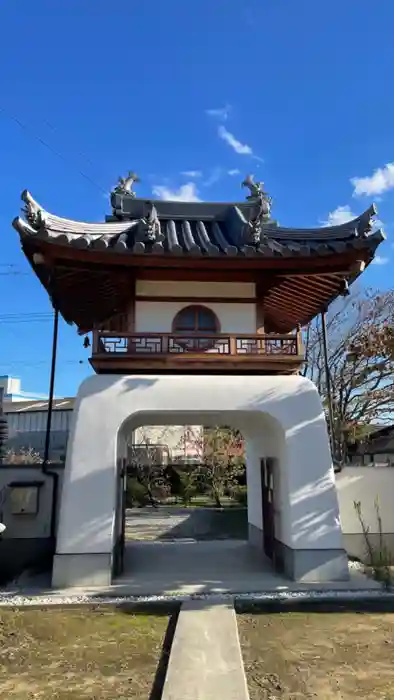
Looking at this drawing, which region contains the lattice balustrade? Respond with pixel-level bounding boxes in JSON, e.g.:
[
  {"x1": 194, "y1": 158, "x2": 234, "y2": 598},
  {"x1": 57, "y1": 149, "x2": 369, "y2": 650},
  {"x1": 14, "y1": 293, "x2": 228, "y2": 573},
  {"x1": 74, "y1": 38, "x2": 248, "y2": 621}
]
[
  {"x1": 264, "y1": 337, "x2": 298, "y2": 355},
  {"x1": 235, "y1": 336, "x2": 298, "y2": 355},
  {"x1": 95, "y1": 332, "x2": 300, "y2": 359},
  {"x1": 128, "y1": 336, "x2": 163, "y2": 354},
  {"x1": 236, "y1": 337, "x2": 265, "y2": 355},
  {"x1": 100, "y1": 336, "x2": 129, "y2": 353},
  {"x1": 168, "y1": 335, "x2": 231, "y2": 354}
]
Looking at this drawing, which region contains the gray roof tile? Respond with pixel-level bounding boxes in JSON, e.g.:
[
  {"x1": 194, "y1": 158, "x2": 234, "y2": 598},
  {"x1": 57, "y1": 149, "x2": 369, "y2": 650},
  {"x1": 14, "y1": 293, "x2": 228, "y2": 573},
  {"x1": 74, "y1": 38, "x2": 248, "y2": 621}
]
[{"x1": 12, "y1": 190, "x2": 385, "y2": 260}]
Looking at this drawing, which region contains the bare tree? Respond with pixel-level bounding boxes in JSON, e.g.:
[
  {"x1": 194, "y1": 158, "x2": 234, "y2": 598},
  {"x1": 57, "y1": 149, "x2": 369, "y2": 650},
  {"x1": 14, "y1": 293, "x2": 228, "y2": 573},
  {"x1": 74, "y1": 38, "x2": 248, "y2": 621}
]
[
  {"x1": 179, "y1": 426, "x2": 245, "y2": 507},
  {"x1": 303, "y1": 287, "x2": 394, "y2": 462},
  {"x1": 127, "y1": 427, "x2": 172, "y2": 507}
]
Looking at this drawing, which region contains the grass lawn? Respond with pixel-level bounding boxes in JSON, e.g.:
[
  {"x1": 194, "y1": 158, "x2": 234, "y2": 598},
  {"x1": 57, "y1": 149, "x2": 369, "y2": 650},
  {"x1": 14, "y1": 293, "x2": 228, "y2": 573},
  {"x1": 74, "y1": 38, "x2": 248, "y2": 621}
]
[
  {"x1": 0, "y1": 606, "x2": 172, "y2": 700},
  {"x1": 165, "y1": 495, "x2": 243, "y2": 508},
  {"x1": 238, "y1": 610, "x2": 394, "y2": 699}
]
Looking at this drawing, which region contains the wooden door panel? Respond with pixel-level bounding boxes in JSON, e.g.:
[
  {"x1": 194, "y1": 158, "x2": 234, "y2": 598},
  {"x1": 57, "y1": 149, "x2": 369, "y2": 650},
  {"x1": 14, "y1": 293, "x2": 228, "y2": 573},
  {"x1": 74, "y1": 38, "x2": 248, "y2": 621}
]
[{"x1": 261, "y1": 457, "x2": 275, "y2": 560}]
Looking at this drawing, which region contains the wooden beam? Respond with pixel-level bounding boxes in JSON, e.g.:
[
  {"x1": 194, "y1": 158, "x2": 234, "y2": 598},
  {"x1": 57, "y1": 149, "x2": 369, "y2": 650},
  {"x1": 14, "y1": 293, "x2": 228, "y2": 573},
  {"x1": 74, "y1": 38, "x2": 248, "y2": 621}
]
[
  {"x1": 25, "y1": 238, "x2": 373, "y2": 274},
  {"x1": 288, "y1": 276, "x2": 339, "y2": 296},
  {"x1": 256, "y1": 282, "x2": 267, "y2": 334},
  {"x1": 135, "y1": 295, "x2": 256, "y2": 304},
  {"x1": 272, "y1": 289, "x2": 333, "y2": 311},
  {"x1": 129, "y1": 279, "x2": 135, "y2": 332}
]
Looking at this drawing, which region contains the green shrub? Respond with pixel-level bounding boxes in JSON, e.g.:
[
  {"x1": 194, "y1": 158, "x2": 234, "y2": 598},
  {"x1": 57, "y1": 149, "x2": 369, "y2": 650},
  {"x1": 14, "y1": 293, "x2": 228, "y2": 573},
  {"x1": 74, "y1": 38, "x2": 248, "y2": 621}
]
[
  {"x1": 177, "y1": 470, "x2": 199, "y2": 506},
  {"x1": 126, "y1": 479, "x2": 149, "y2": 507},
  {"x1": 231, "y1": 485, "x2": 248, "y2": 506}
]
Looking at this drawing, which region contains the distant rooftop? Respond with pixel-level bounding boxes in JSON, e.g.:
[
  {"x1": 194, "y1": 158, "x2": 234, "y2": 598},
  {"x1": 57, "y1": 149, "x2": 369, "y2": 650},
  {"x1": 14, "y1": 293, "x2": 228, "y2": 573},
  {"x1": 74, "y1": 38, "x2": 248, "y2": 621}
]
[
  {"x1": 0, "y1": 375, "x2": 48, "y2": 402},
  {"x1": 4, "y1": 397, "x2": 74, "y2": 413}
]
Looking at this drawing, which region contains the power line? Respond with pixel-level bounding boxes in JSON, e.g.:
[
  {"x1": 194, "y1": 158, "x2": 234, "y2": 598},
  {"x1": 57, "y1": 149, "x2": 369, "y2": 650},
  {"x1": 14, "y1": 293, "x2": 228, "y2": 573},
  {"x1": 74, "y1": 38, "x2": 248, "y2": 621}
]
[
  {"x1": 0, "y1": 360, "x2": 84, "y2": 367},
  {"x1": 0, "y1": 314, "x2": 53, "y2": 324},
  {"x1": 1, "y1": 320, "x2": 53, "y2": 325},
  {"x1": 0, "y1": 312, "x2": 52, "y2": 316},
  {"x1": 0, "y1": 272, "x2": 29, "y2": 277},
  {"x1": 0, "y1": 264, "x2": 29, "y2": 276},
  {"x1": 0, "y1": 106, "x2": 108, "y2": 196}
]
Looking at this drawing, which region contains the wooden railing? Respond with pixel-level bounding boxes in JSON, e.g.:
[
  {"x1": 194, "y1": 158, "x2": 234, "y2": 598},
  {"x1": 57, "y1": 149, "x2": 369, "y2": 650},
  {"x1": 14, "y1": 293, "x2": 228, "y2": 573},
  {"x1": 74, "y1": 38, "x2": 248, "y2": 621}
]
[{"x1": 92, "y1": 331, "x2": 303, "y2": 358}]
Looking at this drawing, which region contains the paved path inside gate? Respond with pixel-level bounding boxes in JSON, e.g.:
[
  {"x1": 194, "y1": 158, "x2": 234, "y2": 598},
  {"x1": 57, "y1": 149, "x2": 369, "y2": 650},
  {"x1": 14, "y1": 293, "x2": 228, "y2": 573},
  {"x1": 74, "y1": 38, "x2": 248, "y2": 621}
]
[
  {"x1": 116, "y1": 507, "x2": 380, "y2": 597},
  {"x1": 125, "y1": 505, "x2": 248, "y2": 541},
  {"x1": 118, "y1": 540, "x2": 276, "y2": 595},
  {"x1": 162, "y1": 600, "x2": 249, "y2": 700},
  {"x1": 114, "y1": 539, "x2": 379, "y2": 596}
]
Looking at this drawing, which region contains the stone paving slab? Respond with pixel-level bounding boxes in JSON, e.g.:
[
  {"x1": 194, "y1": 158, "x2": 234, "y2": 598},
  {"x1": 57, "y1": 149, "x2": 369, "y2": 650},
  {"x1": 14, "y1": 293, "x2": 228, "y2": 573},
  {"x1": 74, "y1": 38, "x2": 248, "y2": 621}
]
[
  {"x1": 2, "y1": 541, "x2": 381, "y2": 600},
  {"x1": 124, "y1": 507, "x2": 247, "y2": 541},
  {"x1": 162, "y1": 599, "x2": 249, "y2": 700}
]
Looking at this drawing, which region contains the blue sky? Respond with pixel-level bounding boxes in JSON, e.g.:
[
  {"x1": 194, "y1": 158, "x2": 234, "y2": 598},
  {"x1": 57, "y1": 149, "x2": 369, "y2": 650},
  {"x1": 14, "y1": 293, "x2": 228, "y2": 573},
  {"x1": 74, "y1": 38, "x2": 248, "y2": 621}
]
[{"x1": 0, "y1": 0, "x2": 393, "y2": 398}]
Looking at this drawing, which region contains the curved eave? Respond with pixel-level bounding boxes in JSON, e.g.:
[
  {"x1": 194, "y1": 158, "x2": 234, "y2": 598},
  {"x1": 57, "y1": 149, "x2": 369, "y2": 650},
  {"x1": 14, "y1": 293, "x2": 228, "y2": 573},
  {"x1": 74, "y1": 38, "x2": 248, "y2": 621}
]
[
  {"x1": 15, "y1": 222, "x2": 385, "y2": 265},
  {"x1": 13, "y1": 190, "x2": 384, "y2": 260}
]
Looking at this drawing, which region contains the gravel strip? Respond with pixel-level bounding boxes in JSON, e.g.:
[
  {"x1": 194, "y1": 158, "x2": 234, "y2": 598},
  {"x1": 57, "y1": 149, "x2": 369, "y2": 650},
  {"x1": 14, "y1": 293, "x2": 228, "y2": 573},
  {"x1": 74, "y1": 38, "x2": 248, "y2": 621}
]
[
  {"x1": 0, "y1": 588, "x2": 393, "y2": 607},
  {"x1": 0, "y1": 560, "x2": 382, "y2": 607}
]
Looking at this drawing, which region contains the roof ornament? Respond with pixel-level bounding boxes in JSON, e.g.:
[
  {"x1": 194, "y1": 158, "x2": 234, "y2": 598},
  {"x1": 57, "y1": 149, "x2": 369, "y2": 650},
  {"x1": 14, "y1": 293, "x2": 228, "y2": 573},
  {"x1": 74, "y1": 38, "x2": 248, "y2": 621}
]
[
  {"x1": 356, "y1": 203, "x2": 378, "y2": 238},
  {"x1": 242, "y1": 175, "x2": 272, "y2": 245},
  {"x1": 21, "y1": 190, "x2": 44, "y2": 228},
  {"x1": 113, "y1": 171, "x2": 140, "y2": 198},
  {"x1": 139, "y1": 201, "x2": 161, "y2": 242}
]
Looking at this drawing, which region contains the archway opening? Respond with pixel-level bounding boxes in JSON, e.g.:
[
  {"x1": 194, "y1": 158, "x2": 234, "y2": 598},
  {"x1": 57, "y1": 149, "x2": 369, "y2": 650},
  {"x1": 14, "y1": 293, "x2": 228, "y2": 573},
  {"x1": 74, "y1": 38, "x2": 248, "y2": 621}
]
[{"x1": 114, "y1": 410, "x2": 285, "y2": 591}]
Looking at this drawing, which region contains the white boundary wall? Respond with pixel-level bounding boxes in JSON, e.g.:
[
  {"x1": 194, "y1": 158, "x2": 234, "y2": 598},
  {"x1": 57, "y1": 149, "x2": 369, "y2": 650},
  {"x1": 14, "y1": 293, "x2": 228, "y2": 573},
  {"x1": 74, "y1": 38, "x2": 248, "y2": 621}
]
[{"x1": 337, "y1": 467, "x2": 394, "y2": 534}]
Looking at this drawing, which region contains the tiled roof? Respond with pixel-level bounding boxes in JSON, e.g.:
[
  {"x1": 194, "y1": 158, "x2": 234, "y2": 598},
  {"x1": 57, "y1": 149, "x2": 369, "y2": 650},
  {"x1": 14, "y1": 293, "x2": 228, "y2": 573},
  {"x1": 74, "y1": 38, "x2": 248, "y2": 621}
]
[
  {"x1": 12, "y1": 190, "x2": 385, "y2": 259},
  {"x1": 4, "y1": 397, "x2": 75, "y2": 413}
]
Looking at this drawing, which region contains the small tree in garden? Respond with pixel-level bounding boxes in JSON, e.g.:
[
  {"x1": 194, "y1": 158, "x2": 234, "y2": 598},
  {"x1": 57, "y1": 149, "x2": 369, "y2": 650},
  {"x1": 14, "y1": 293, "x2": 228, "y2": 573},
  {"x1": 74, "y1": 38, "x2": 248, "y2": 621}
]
[
  {"x1": 303, "y1": 287, "x2": 394, "y2": 463},
  {"x1": 179, "y1": 426, "x2": 245, "y2": 507},
  {"x1": 127, "y1": 429, "x2": 171, "y2": 507}
]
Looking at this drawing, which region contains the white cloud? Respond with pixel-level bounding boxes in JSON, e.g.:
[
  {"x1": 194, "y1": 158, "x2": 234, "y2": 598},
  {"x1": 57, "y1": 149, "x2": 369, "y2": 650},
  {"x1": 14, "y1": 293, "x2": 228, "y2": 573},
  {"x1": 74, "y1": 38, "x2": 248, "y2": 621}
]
[
  {"x1": 181, "y1": 170, "x2": 202, "y2": 178},
  {"x1": 351, "y1": 163, "x2": 394, "y2": 197},
  {"x1": 372, "y1": 255, "x2": 389, "y2": 265},
  {"x1": 206, "y1": 104, "x2": 231, "y2": 121},
  {"x1": 218, "y1": 125, "x2": 252, "y2": 155},
  {"x1": 323, "y1": 204, "x2": 384, "y2": 231},
  {"x1": 203, "y1": 167, "x2": 223, "y2": 187},
  {"x1": 322, "y1": 205, "x2": 355, "y2": 227},
  {"x1": 228, "y1": 169, "x2": 241, "y2": 176},
  {"x1": 152, "y1": 182, "x2": 201, "y2": 202}
]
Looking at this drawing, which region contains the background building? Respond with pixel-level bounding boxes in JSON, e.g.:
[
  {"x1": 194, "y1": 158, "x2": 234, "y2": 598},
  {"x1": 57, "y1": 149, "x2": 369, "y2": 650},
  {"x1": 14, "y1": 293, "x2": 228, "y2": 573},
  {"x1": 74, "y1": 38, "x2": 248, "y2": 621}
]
[
  {"x1": 4, "y1": 397, "x2": 73, "y2": 461},
  {"x1": 3, "y1": 395, "x2": 201, "y2": 463},
  {"x1": 0, "y1": 375, "x2": 47, "y2": 402}
]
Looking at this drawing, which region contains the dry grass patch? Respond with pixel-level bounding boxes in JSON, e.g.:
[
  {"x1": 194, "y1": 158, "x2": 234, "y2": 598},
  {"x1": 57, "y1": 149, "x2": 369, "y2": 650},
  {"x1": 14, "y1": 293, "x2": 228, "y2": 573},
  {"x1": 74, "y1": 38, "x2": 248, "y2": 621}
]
[
  {"x1": 238, "y1": 610, "x2": 394, "y2": 699},
  {"x1": 0, "y1": 606, "x2": 170, "y2": 699}
]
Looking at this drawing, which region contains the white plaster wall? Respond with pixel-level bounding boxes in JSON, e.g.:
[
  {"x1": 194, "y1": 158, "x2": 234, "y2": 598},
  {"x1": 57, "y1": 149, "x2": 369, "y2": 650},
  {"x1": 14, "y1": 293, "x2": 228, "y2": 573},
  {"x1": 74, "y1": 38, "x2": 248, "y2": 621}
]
[
  {"x1": 57, "y1": 374, "x2": 343, "y2": 557},
  {"x1": 135, "y1": 301, "x2": 256, "y2": 334},
  {"x1": 244, "y1": 417, "x2": 285, "y2": 538},
  {"x1": 337, "y1": 468, "x2": 394, "y2": 534},
  {"x1": 135, "y1": 281, "x2": 256, "y2": 298}
]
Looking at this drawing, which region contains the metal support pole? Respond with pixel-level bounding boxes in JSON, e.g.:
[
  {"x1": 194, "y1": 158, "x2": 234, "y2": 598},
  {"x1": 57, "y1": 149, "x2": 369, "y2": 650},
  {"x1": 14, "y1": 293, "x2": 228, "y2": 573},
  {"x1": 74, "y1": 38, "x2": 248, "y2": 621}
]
[
  {"x1": 0, "y1": 387, "x2": 8, "y2": 465},
  {"x1": 43, "y1": 307, "x2": 59, "y2": 466},
  {"x1": 320, "y1": 310, "x2": 335, "y2": 459}
]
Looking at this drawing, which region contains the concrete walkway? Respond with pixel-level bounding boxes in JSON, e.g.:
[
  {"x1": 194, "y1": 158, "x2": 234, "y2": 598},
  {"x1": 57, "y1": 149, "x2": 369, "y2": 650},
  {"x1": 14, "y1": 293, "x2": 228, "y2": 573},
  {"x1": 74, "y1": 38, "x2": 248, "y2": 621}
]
[
  {"x1": 112, "y1": 540, "x2": 380, "y2": 597},
  {"x1": 162, "y1": 600, "x2": 249, "y2": 700}
]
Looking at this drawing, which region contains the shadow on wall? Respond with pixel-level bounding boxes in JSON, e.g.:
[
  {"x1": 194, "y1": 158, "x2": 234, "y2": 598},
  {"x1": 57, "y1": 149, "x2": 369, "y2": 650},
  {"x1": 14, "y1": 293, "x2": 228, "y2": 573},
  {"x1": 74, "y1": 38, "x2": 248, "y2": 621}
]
[{"x1": 245, "y1": 382, "x2": 326, "y2": 433}]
